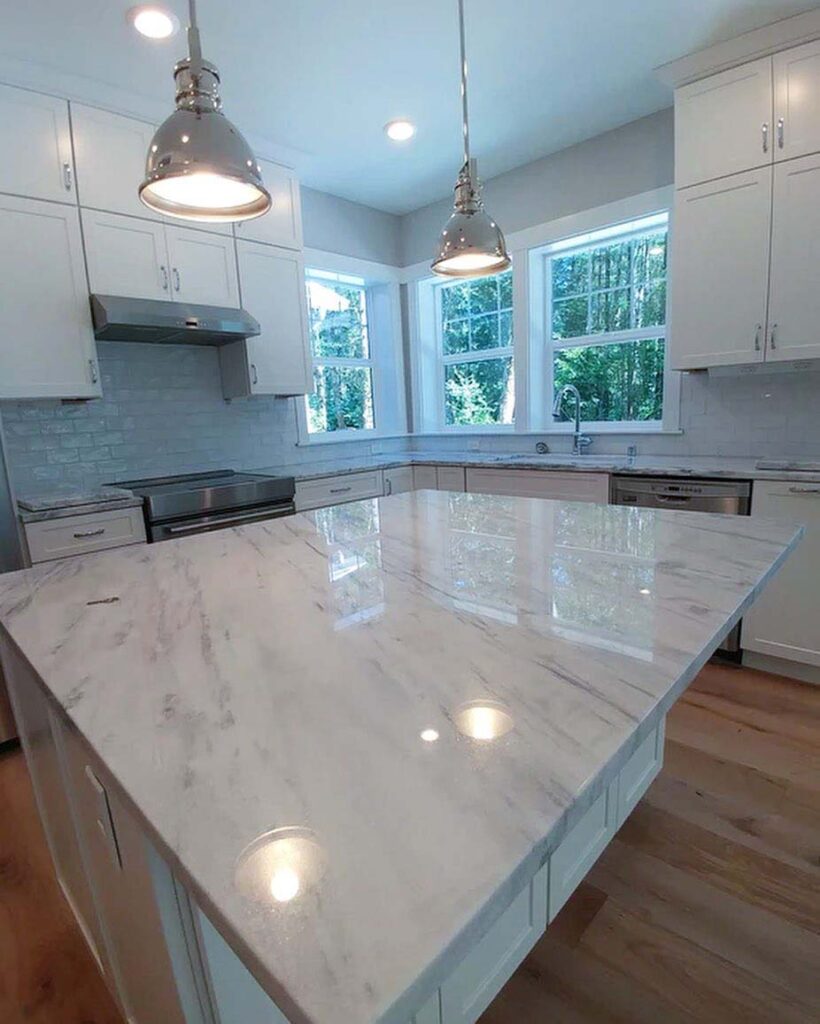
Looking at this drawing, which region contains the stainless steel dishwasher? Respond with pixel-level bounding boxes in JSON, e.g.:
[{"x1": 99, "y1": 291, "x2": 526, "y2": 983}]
[{"x1": 611, "y1": 475, "x2": 752, "y2": 656}]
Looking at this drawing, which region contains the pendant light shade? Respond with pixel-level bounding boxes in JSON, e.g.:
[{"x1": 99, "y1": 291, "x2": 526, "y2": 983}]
[
  {"x1": 432, "y1": 0, "x2": 510, "y2": 279},
  {"x1": 139, "y1": 0, "x2": 270, "y2": 223}
]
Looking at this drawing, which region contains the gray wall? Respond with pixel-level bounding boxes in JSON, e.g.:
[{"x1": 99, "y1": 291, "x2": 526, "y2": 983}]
[
  {"x1": 302, "y1": 187, "x2": 401, "y2": 265},
  {"x1": 399, "y1": 109, "x2": 674, "y2": 266}
]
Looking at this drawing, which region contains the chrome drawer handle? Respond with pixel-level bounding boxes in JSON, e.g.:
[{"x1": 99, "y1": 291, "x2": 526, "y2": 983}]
[
  {"x1": 63, "y1": 162, "x2": 73, "y2": 191},
  {"x1": 777, "y1": 117, "x2": 784, "y2": 149},
  {"x1": 329, "y1": 486, "x2": 352, "y2": 494},
  {"x1": 160, "y1": 265, "x2": 169, "y2": 291},
  {"x1": 754, "y1": 323, "x2": 762, "y2": 352},
  {"x1": 251, "y1": 363, "x2": 258, "y2": 385},
  {"x1": 761, "y1": 122, "x2": 769, "y2": 152},
  {"x1": 172, "y1": 267, "x2": 181, "y2": 292},
  {"x1": 770, "y1": 323, "x2": 778, "y2": 349},
  {"x1": 73, "y1": 528, "x2": 106, "y2": 538},
  {"x1": 88, "y1": 358, "x2": 99, "y2": 384},
  {"x1": 788, "y1": 486, "x2": 820, "y2": 494}
]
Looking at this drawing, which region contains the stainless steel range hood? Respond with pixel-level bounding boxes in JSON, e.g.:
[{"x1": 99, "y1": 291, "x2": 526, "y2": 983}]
[{"x1": 90, "y1": 295, "x2": 260, "y2": 346}]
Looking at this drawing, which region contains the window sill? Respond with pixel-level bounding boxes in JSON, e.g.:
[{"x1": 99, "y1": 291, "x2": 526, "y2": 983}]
[{"x1": 412, "y1": 426, "x2": 683, "y2": 438}]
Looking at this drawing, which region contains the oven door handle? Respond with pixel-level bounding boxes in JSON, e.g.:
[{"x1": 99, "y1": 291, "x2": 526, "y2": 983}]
[{"x1": 164, "y1": 504, "x2": 295, "y2": 535}]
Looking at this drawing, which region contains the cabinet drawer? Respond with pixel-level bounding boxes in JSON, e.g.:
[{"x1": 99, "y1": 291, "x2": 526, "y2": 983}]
[
  {"x1": 548, "y1": 782, "x2": 617, "y2": 922},
  {"x1": 440, "y1": 863, "x2": 548, "y2": 1024},
  {"x1": 466, "y1": 468, "x2": 609, "y2": 503},
  {"x1": 295, "y1": 471, "x2": 383, "y2": 511},
  {"x1": 617, "y1": 720, "x2": 665, "y2": 826},
  {"x1": 25, "y1": 507, "x2": 146, "y2": 563}
]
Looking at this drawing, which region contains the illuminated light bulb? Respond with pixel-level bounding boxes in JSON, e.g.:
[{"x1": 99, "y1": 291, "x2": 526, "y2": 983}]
[
  {"x1": 128, "y1": 5, "x2": 179, "y2": 39},
  {"x1": 385, "y1": 119, "x2": 417, "y2": 142},
  {"x1": 420, "y1": 728, "x2": 439, "y2": 742},
  {"x1": 269, "y1": 866, "x2": 301, "y2": 903}
]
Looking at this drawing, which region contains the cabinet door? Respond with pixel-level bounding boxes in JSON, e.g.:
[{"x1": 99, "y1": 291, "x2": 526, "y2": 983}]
[
  {"x1": 413, "y1": 466, "x2": 438, "y2": 490},
  {"x1": 766, "y1": 155, "x2": 820, "y2": 361},
  {"x1": 0, "y1": 83, "x2": 75, "y2": 202},
  {"x1": 465, "y1": 468, "x2": 609, "y2": 503},
  {"x1": 675, "y1": 58, "x2": 773, "y2": 188},
  {"x1": 773, "y1": 40, "x2": 820, "y2": 163},
  {"x1": 60, "y1": 723, "x2": 188, "y2": 1024},
  {"x1": 82, "y1": 209, "x2": 169, "y2": 300},
  {"x1": 238, "y1": 241, "x2": 312, "y2": 395},
  {"x1": 383, "y1": 465, "x2": 414, "y2": 495},
  {"x1": 233, "y1": 158, "x2": 303, "y2": 250},
  {"x1": 165, "y1": 225, "x2": 240, "y2": 307},
  {"x1": 668, "y1": 169, "x2": 771, "y2": 370},
  {"x1": 437, "y1": 466, "x2": 466, "y2": 492},
  {"x1": 0, "y1": 195, "x2": 101, "y2": 399},
  {"x1": 742, "y1": 481, "x2": 820, "y2": 668},
  {"x1": 71, "y1": 103, "x2": 160, "y2": 220}
]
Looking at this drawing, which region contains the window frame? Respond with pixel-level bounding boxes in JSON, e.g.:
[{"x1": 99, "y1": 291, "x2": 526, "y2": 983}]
[
  {"x1": 296, "y1": 251, "x2": 407, "y2": 446},
  {"x1": 432, "y1": 269, "x2": 516, "y2": 433}
]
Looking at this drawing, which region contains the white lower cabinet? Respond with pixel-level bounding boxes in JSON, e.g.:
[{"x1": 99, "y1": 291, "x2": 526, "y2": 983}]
[
  {"x1": 616, "y1": 719, "x2": 665, "y2": 827},
  {"x1": 295, "y1": 470, "x2": 383, "y2": 511},
  {"x1": 436, "y1": 466, "x2": 467, "y2": 492},
  {"x1": 413, "y1": 466, "x2": 439, "y2": 490},
  {"x1": 466, "y1": 467, "x2": 609, "y2": 503},
  {"x1": 742, "y1": 480, "x2": 820, "y2": 668},
  {"x1": 384, "y1": 465, "x2": 415, "y2": 495},
  {"x1": 23, "y1": 506, "x2": 146, "y2": 564},
  {"x1": 440, "y1": 863, "x2": 548, "y2": 1024},
  {"x1": 0, "y1": 195, "x2": 101, "y2": 399}
]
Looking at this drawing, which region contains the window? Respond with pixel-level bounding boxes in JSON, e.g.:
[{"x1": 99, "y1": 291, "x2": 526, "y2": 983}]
[
  {"x1": 437, "y1": 270, "x2": 514, "y2": 427},
  {"x1": 304, "y1": 271, "x2": 374, "y2": 435},
  {"x1": 547, "y1": 214, "x2": 668, "y2": 426}
]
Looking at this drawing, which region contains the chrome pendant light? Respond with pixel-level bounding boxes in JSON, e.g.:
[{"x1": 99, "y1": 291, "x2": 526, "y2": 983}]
[
  {"x1": 139, "y1": 0, "x2": 270, "y2": 222},
  {"x1": 431, "y1": 0, "x2": 510, "y2": 278}
]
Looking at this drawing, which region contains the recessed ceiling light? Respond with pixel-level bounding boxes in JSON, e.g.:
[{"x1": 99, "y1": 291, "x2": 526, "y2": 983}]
[
  {"x1": 385, "y1": 119, "x2": 416, "y2": 142},
  {"x1": 420, "y1": 728, "x2": 439, "y2": 742},
  {"x1": 127, "y1": 5, "x2": 180, "y2": 39}
]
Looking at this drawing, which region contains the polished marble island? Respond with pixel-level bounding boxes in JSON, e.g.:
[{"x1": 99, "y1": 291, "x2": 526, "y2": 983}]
[{"x1": 0, "y1": 492, "x2": 803, "y2": 1024}]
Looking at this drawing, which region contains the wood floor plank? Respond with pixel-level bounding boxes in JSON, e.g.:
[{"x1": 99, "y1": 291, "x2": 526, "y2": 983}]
[
  {"x1": 575, "y1": 898, "x2": 816, "y2": 1024},
  {"x1": 587, "y1": 838, "x2": 820, "y2": 1002},
  {"x1": 688, "y1": 662, "x2": 820, "y2": 723},
  {"x1": 0, "y1": 748, "x2": 122, "y2": 1024}
]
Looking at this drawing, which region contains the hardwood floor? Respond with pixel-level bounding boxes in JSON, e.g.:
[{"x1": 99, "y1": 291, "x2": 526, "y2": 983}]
[
  {"x1": 0, "y1": 662, "x2": 817, "y2": 1023},
  {"x1": 481, "y1": 662, "x2": 820, "y2": 1023}
]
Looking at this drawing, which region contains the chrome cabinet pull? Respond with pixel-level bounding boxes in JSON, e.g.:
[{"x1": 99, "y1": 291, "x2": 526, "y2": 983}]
[
  {"x1": 63, "y1": 162, "x2": 73, "y2": 191},
  {"x1": 777, "y1": 117, "x2": 785, "y2": 149},
  {"x1": 385, "y1": 478, "x2": 393, "y2": 495},
  {"x1": 761, "y1": 122, "x2": 769, "y2": 152},
  {"x1": 74, "y1": 528, "x2": 105, "y2": 538},
  {"x1": 250, "y1": 363, "x2": 258, "y2": 385},
  {"x1": 770, "y1": 323, "x2": 778, "y2": 349},
  {"x1": 88, "y1": 358, "x2": 99, "y2": 384},
  {"x1": 329, "y1": 486, "x2": 352, "y2": 494},
  {"x1": 754, "y1": 323, "x2": 762, "y2": 351},
  {"x1": 789, "y1": 486, "x2": 820, "y2": 494},
  {"x1": 172, "y1": 267, "x2": 180, "y2": 292},
  {"x1": 160, "y1": 265, "x2": 169, "y2": 291}
]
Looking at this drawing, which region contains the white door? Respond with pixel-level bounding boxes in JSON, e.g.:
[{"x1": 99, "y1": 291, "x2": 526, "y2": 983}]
[
  {"x1": 742, "y1": 481, "x2": 820, "y2": 668},
  {"x1": 668, "y1": 169, "x2": 771, "y2": 370},
  {"x1": 766, "y1": 154, "x2": 820, "y2": 361},
  {"x1": 71, "y1": 103, "x2": 159, "y2": 220},
  {"x1": 237, "y1": 241, "x2": 312, "y2": 395},
  {"x1": 0, "y1": 83, "x2": 75, "y2": 202},
  {"x1": 82, "y1": 210, "x2": 169, "y2": 300},
  {"x1": 773, "y1": 40, "x2": 820, "y2": 163},
  {"x1": 233, "y1": 158, "x2": 303, "y2": 250},
  {"x1": 0, "y1": 195, "x2": 100, "y2": 399},
  {"x1": 675, "y1": 57, "x2": 773, "y2": 189},
  {"x1": 165, "y1": 226, "x2": 240, "y2": 307}
]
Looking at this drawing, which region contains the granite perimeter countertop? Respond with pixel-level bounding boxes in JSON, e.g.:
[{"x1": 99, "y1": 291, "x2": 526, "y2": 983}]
[
  {"x1": 0, "y1": 491, "x2": 802, "y2": 1024},
  {"x1": 17, "y1": 487, "x2": 144, "y2": 524}
]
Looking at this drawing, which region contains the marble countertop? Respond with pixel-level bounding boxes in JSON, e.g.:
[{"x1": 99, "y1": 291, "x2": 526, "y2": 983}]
[
  {"x1": 17, "y1": 487, "x2": 144, "y2": 523},
  {"x1": 0, "y1": 493, "x2": 802, "y2": 1024},
  {"x1": 275, "y1": 452, "x2": 820, "y2": 484}
]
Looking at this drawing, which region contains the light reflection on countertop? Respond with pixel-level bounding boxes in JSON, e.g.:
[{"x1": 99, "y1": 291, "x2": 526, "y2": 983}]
[{"x1": 0, "y1": 491, "x2": 803, "y2": 1024}]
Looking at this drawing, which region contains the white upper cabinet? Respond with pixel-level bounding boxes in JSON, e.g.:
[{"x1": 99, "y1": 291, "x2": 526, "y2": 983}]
[
  {"x1": 669, "y1": 169, "x2": 771, "y2": 370},
  {"x1": 71, "y1": 103, "x2": 158, "y2": 221},
  {"x1": 221, "y1": 241, "x2": 312, "y2": 397},
  {"x1": 165, "y1": 225, "x2": 239, "y2": 307},
  {"x1": 0, "y1": 195, "x2": 100, "y2": 399},
  {"x1": 82, "y1": 210, "x2": 169, "y2": 300},
  {"x1": 0, "y1": 83, "x2": 75, "y2": 203},
  {"x1": 773, "y1": 39, "x2": 820, "y2": 163},
  {"x1": 766, "y1": 154, "x2": 820, "y2": 361},
  {"x1": 233, "y1": 158, "x2": 303, "y2": 250},
  {"x1": 675, "y1": 57, "x2": 773, "y2": 189}
]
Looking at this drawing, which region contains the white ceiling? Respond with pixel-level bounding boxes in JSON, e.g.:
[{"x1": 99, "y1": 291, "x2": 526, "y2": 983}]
[{"x1": 2, "y1": 1, "x2": 817, "y2": 214}]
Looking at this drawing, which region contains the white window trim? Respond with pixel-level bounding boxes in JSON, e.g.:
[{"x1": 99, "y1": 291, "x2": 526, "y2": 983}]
[
  {"x1": 296, "y1": 251, "x2": 407, "y2": 445},
  {"x1": 407, "y1": 186, "x2": 681, "y2": 437}
]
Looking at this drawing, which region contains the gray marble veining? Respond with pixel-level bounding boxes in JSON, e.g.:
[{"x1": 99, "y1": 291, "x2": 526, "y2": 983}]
[{"x1": 0, "y1": 493, "x2": 803, "y2": 1024}]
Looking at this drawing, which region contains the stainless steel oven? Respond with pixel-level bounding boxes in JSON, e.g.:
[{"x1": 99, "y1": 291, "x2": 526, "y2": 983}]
[{"x1": 611, "y1": 475, "x2": 752, "y2": 657}]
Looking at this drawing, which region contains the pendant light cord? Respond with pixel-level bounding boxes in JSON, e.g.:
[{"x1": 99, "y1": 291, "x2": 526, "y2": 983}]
[
  {"x1": 458, "y1": 0, "x2": 470, "y2": 168},
  {"x1": 187, "y1": 0, "x2": 203, "y2": 70}
]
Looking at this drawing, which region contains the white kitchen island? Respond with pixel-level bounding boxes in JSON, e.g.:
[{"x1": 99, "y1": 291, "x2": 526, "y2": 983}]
[{"x1": 0, "y1": 491, "x2": 803, "y2": 1024}]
